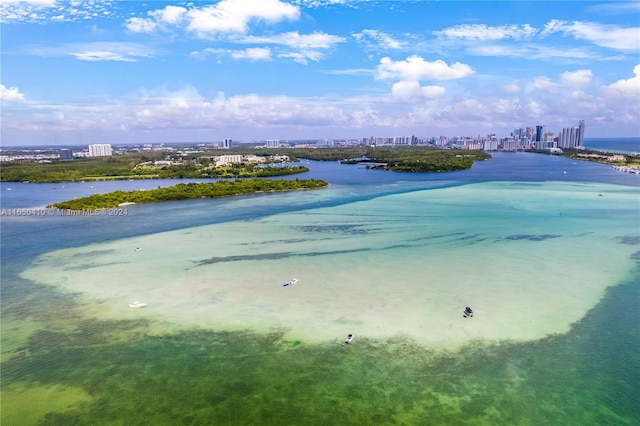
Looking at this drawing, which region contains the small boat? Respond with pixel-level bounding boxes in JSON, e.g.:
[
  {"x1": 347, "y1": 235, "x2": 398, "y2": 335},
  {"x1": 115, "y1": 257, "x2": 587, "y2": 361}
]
[
  {"x1": 342, "y1": 333, "x2": 354, "y2": 346},
  {"x1": 135, "y1": 247, "x2": 143, "y2": 252},
  {"x1": 283, "y1": 278, "x2": 299, "y2": 287},
  {"x1": 129, "y1": 301, "x2": 147, "y2": 308},
  {"x1": 463, "y1": 306, "x2": 474, "y2": 318}
]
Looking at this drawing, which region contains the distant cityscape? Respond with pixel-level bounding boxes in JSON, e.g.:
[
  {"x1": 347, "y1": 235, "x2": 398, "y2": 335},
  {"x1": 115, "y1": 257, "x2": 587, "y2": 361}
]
[{"x1": 0, "y1": 121, "x2": 586, "y2": 163}]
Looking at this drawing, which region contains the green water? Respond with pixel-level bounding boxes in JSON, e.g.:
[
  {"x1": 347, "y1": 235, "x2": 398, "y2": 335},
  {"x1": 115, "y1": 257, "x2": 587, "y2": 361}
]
[{"x1": 2, "y1": 275, "x2": 638, "y2": 425}]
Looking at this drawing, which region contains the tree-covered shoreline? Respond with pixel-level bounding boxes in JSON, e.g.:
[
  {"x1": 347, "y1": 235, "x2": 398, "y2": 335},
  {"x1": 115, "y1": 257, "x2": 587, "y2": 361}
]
[
  {"x1": 1, "y1": 147, "x2": 491, "y2": 183},
  {"x1": 48, "y1": 179, "x2": 328, "y2": 210},
  {"x1": 280, "y1": 147, "x2": 491, "y2": 172}
]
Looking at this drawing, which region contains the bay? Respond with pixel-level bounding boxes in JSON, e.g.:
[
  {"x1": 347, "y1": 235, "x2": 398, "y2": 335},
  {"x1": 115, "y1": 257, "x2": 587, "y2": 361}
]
[{"x1": 1, "y1": 151, "x2": 639, "y2": 425}]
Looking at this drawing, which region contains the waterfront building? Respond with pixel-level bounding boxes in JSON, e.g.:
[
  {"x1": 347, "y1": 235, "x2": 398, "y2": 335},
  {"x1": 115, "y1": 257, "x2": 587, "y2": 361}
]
[
  {"x1": 484, "y1": 139, "x2": 499, "y2": 151},
  {"x1": 266, "y1": 139, "x2": 280, "y2": 148},
  {"x1": 88, "y1": 144, "x2": 112, "y2": 157},
  {"x1": 59, "y1": 148, "x2": 73, "y2": 160},
  {"x1": 558, "y1": 120, "x2": 586, "y2": 149}
]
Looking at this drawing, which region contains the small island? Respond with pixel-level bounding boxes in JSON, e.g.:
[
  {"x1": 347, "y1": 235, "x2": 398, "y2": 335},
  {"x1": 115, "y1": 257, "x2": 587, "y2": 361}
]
[
  {"x1": 278, "y1": 147, "x2": 491, "y2": 172},
  {"x1": 48, "y1": 179, "x2": 328, "y2": 210}
]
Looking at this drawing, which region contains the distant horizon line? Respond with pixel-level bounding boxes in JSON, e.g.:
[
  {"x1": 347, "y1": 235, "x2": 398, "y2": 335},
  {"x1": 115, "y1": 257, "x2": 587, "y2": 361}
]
[{"x1": 1, "y1": 136, "x2": 639, "y2": 150}]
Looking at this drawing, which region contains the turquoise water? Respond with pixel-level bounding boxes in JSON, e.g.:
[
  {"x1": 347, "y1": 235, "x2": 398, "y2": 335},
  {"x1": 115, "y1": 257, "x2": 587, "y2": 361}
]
[{"x1": 1, "y1": 153, "x2": 639, "y2": 425}]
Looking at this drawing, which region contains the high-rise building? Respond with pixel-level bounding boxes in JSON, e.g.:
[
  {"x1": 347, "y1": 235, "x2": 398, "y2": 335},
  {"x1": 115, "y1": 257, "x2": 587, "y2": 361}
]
[
  {"x1": 535, "y1": 125, "x2": 545, "y2": 142},
  {"x1": 557, "y1": 120, "x2": 586, "y2": 149},
  {"x1": 88, "y1": 144, "x2": 112, "y2": 157},
  {"x1": 59, "y1": 148, "x2": 73, "y2": 160},
  {"x1": 223, "y1": 138, "x2": 232, "y2": 149}
]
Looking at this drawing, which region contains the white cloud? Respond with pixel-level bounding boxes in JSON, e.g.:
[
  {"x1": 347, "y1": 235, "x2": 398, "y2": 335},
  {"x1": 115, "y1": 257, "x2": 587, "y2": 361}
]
[
  {"x1": 150, "y1": 5, "x2": 187, "y2": 25},
  {"x1": 125, "y1": 0, "x2": 299, "y2": 37},
  {"x1": 186, "y1": 0, "x2": 299, "y2": 37},
  {"x1": 237, "y1": 32, "x2": 344, "y2": 64},
  {"x1": 29, "y1": 42, "x2": 155, "y2": 62},
  {"x1": 242, "y1": 31, "x2": 344, "y2": 49},
  {"x1": 0, "y1": 0, "x2": 114, "y2": 23},
  {"x1": 377, "y1": 56, "x2": 475, "y2": 81},
  {"x1": 0, "y1": 84, "x2": 26, "y2": 101},
  {"x1": 533, "y1": 76, "x2": 560, "y2": 91},
  {"x1": 434, "y1": 24, "x2": 537, "y2": 41},
  {"x1": 352, "y1": 29, "x2": 405, "y2": 50},
  {"x1": 277, "y1": 50, "x2": 323, "y2": 65},
  {"x1": 603, "y1": 64, "x2": 640, "y2": 97},
  {"x1": 560, "y1": 69, "x2": 593, "y2": 88},
  {"x1": 541, "y1": 20, "x2": 640, "y2": 51},
  {"x1": 125, "y1": 17, "x2": 158, "y2": 33},
  {"x1": 231, "y1": 47, "x2": 272, "y2": 61},
  {"x1": 391, "y1": 81, "x2": 445, "y2": 100}
]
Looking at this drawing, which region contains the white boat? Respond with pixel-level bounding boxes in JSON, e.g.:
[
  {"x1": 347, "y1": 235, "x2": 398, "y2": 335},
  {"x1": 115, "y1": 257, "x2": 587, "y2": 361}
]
[
  {"x1": 128, "y1": 301, "x2": 147, "y2": 308},
  {"x1": 342, "y1": 333, "x2": 354, "y2": 346},
  {"x1": 283, "y1": 278, "x2": 299, "y2": 287}
]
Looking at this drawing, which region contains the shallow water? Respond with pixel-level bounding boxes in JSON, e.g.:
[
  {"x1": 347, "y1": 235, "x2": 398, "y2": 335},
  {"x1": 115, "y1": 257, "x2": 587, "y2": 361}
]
[{"x1": 2, "y1": 152, "x2": 639, "y2": 425}]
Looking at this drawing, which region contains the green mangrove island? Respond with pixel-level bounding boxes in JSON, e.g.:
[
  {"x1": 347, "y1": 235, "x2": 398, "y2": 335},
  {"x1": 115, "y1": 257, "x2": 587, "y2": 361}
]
[
  {"x1": 48, "y1": 179, "x2": 328, "y2": 210},
  {"x1": 280, "y1": 147, "x2": 492, "y2": 172}
]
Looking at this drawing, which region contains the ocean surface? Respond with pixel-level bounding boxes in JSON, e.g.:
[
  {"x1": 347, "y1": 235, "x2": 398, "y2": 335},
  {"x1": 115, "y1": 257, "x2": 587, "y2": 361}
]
[
  {"x1": 1, "y1": 148, "x2": 639, "y2": 425},
  {"x1": 585, "y1": 137, "x2": 639, "y2": 153}
]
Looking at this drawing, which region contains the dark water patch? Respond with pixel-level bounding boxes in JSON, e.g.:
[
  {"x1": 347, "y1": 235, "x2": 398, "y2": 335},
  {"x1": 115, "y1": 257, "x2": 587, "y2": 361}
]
[
  {"x1": 192, "y1": 247, "x2": 373, "y2": 267},
  {"x1": 71, "y1": 249, "x2": 117, "y2": 258},
  {"x1": 63, "y1": 261, "x2": 128, "y2": 271},
  {"x1": 454, "y1": 233, "x2": 486, "y2": 245},
  {"x1": 618, "y1": 235, "x2": 640, "y2": 245},
  {"x1": 505, "y1": 234, "x2": 561, "y2": 241},
  {"x1": 296, "y1": 224, "x2": 369, "y2": 235},
  {"x1": 194, "y1": 252, "x2": 294, "y2": 265}
]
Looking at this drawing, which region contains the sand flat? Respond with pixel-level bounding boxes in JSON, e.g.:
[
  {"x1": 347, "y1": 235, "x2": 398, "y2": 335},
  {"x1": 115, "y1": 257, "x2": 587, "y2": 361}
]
[{"x1": 21, "y1": 181, "x2": 639, "y2": 350}]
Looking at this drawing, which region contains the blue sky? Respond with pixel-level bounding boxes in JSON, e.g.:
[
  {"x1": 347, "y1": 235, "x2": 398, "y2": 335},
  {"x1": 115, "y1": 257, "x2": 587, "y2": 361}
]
[{"x1": 1, "y1": 0, "x2": 639, "y2": 146}]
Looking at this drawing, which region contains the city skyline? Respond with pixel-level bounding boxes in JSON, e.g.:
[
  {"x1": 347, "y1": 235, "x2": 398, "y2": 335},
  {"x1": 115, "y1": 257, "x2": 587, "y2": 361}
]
[{"x1": 1, "y1": 1, "x2": 639, "y2": 146}]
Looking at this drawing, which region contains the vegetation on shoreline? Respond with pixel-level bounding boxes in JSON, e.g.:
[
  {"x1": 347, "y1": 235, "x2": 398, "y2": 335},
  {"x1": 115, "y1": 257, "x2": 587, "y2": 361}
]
[
  {"x1": 558, "y1": 148, "x2": 640, "y2": 167},
  {"x1": 1, "y1": 147, "x2": 490, "y2": 182},
  {"x1": 48, "y1": 179, "x2": 328, "y2": 210},
  {"x1": 0, "y1": 152, "x2": 308, "y2": 183},
  {"x1": 278, "y1": 147, "x2": 491, "y2": 172}
]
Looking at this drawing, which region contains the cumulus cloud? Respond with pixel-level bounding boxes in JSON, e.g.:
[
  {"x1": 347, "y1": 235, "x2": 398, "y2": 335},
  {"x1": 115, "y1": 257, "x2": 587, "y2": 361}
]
[
  {"x1": 377, "y1": 56, "x2": 474, "y2": 81},
  {"x1": 126, "y1": 0, "x2": 300, "y2": 37},
  {"x1": 560, "y1": 69, "x2": 593, "y2": 88},
  {"x1": 541, "y1": 20, "x2": 640, "y2": 51},
  {"x1": 391, "y1": 81, "x2": 445, "y2": 100},
  {"x1": 603, "y1": 64, "x2": 640, "y2": 97},
  {"x1": 0, "y1": 84, "x2": 26, "y2": 101},
  {"x1": 533, "y1": 76, "x2": 560, "y2": 91},
  {"x1": 434, "y1": 24, "x2": 537, "y2": 40}
]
